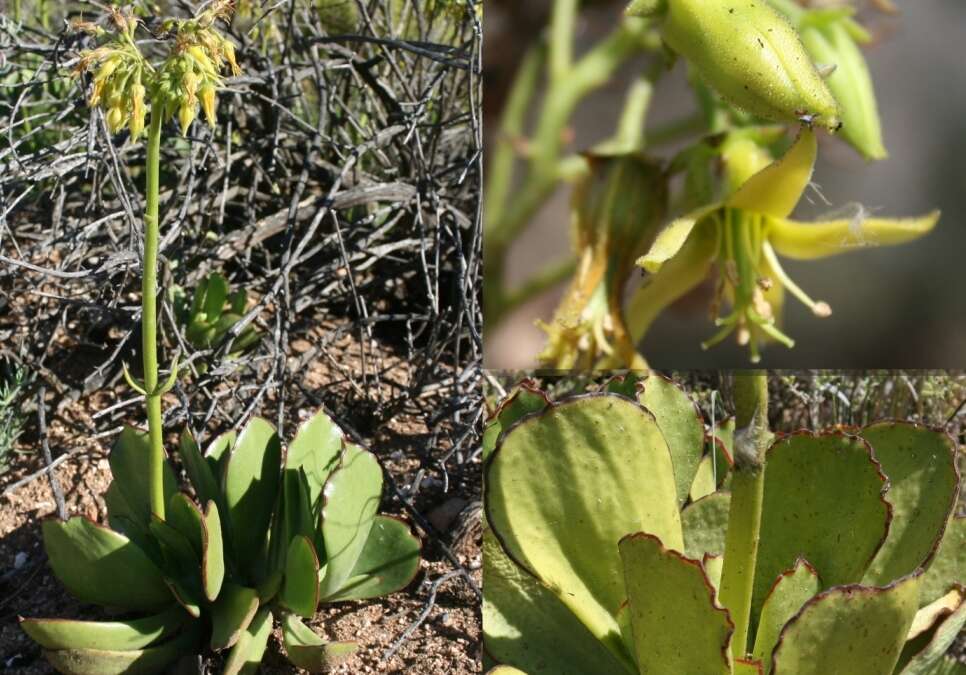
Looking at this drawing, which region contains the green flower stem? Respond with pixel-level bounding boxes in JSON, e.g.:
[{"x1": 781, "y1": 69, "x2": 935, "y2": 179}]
[
  {"x1": 143, "y1": 101, "x2": 165, "y2": 521},
  {"x1": 719, "y1": 372, "x2": 771, "y2": 660}
]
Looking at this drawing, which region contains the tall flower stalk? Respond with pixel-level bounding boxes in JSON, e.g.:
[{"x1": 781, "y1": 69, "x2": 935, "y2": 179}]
[{"x1": 74, "y1": 3, "x2": 239, "y2": 520}]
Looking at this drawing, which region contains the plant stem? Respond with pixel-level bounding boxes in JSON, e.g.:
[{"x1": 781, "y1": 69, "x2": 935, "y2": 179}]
[
  {"x1": 718, "y1": 372, "x2": 771, "y2": 660},
  {"x1": 144, "y1": 104, "x2": 165, "y2": 521}
]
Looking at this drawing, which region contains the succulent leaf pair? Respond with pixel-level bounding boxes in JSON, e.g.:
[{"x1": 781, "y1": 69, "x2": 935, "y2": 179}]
[
  {"x1": 21, "y1": 410, "x2": 421, "y2": 673},
  {"x1": 483, "y1": 376, "x2": 964, "y2": 674}
]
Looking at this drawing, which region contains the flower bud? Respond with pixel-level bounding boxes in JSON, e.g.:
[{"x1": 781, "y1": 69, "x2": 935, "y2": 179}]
[
  {"x1": 200, "y1": 82, "x2": 218, "y2": 127},
  {"x1": 656, "y1": 0, "x2": 841, "y2": 130},
  {"x1": 182, "y1": 70, "x2": 200, "y2": 104},
  {"x1": 222, "y1": 40, "x2": 241, "y2": 76},
  {"x1": 129, "y1": 82, "x2": 146, "y2": 138},
  {"x1": 106, "y1": 106, "x2": 125, "y2": 133},
  {"x1": 179, "y1": 101, "x2": 197, "y2": 136}
]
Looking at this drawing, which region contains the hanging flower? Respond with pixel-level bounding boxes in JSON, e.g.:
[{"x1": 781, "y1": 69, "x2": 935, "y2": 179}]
[{"x1": 631, "y1": 127, "x2": 938, "y2": 362}]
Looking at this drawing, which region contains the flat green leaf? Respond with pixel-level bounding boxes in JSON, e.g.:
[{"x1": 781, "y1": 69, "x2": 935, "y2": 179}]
[
  {"x1": 21, "y1": 606, "x2": 187, "y2": 651},
  {"x1": 920, "y1": 516, "x2": 965, "y2": 607},
  {"x1": 177, "y1": 430, "x2": 220, "y2": 509},
  {"x1": 486, "y1": 395, "x2": 682, "y2": 660},
  {"x1": 281, "y1": 613, "x2": 358, "y2": 672},
  {"x1": 639, "y1": 375, "x2": 705, "y2": 505},
  {"x1": 690, "y1": 455, "x2": 718, "y2": 501},
  {"x1": 228, "y1": 289, "x2": 247, "y2": 315},
  {"x1": 703, "y1": 554, "x2": 724, "y2": 593},
  {"x1": 210, "y1": 583, "x2": 259, "y2": 651},
  {"x1": 274, "y1": 466, "x2": 314, "y2": 572},
  {"x1": 281, "y1": 535, "x2": 320, "y2": 617},
  {"x1": 859, "y1": 423, "x2": 959, "y2": 586},
  {"x1": 325, "y1": 515, "x2": 421, "y2": 602},
  {"x1": 318, "y1": 443, "x2": 382, "y2": 600},
  {"x1": 771, "y1": 573, "x2": 921, "y2": 675},
  {"x1": 286, "y1": 409, "x2": 344, "y2": 515},
  {"x1": 205, "y1": 430, "x2": 236, "y2": 481},
  {"x1": 202, "y1": 500, "x2": 225, "y2": 601},
  {"x1": 166, "y1": 493, "x2": 204, "y2": 556},
  {"x1": 202, "y1": 273, "x2": 229, "y2": 321},
  {"x1": 618, "y1": 533, "x2": 733, "y2": 675},
  {"x1": 484, "y1": 527, "x2": 632, "y2": 675},
  {"x1": 899, "y1": 590, "x2": 966, "y2": 675},
  {"x1": 224, "y1": 417, "x2": 281, "y2": 580},
  {"x1": 103, "y1": 482, "x2": 154, "y2": 554},
  {"x1": 482, "y1": 383, "x2": 550, "y2": 461},
  {"x1": 751, "y1": 559, "x2": 821, "y2": 673},
  {"x1": 753, "y1": 432, "x2": 890, "y2": 624},
  {"x1": 681, "y1": 491, "x2": 731, "y2": 559},
  {"x1": 149, "y1": 517, "x2": 198, "y2": 578},
  {"x1": 42, "y1": 623, "x2": 200, "y2": 675},
  {"x1": 223, "y1": 606, "x2": 273, "y2": 675},
  {"x1": 109, "y1": 426, "x2": 178, "y2": 526},
  {"x1": 164, "y1": 578, "x2": 202, "y2": 618},
  {"x1": 42, "y1": 518, "x2": 171, "y2": 611}
]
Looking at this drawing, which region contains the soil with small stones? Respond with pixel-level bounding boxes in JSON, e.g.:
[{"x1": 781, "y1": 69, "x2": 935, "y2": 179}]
[{"x1": 0, "y1": 337, "x2": 481, "y2": 674}]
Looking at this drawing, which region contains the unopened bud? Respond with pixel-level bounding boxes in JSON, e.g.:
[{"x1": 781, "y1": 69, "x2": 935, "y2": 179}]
[
  {"x1": 179, "y1": 101, "x2": 197, "y2": 136},
  {"x1": 654, "y1": 0, "x2": 841, "y2": 130},
  {"x1": 200, "y1": 82, "x2": 217, "y2": 126}
]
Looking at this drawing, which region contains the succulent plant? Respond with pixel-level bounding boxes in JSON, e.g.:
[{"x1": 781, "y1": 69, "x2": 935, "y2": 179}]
[
  {"x1": 21, "y1": 410, "x2": 421, "y2": 674},
  {"x1": 483, "y1": 375, "x2": 964, "y2": 675},
  {"x1": 171, "y1": 272, "x2": 261, "y2": 357}
]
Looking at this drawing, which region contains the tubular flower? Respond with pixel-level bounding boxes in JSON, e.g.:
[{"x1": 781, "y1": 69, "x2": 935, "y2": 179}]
[
  {"x1": 631, "y1": 127, "x2": 939, "y2": 362},
  {"x1": 628, "y1": 0, "x2": 841, "y2": 131},
  {"x1": 769, "y1": 0, "x2": 886, "y2": 160},
  {"x1": 539, "y1": 154, "x2": 668, "y2": 370}
]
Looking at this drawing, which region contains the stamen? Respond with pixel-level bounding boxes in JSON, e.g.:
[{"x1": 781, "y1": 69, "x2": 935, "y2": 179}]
[{"x1": 761, "y1": 240, "x2": 832, "y2": 318}]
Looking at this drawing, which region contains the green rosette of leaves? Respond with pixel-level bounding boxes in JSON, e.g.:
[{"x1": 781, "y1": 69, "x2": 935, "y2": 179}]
[
  {"x1": 22, "y1": 410, "x2": 421, "y2": 673},
  {"x1": 483, "y1": 375, "x2": 963, "y2": 675}
]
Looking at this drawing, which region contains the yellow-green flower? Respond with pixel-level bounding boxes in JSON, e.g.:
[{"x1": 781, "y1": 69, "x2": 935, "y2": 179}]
[{"x1": 631, "y1": 127, "x2": 938, "y2": 362}]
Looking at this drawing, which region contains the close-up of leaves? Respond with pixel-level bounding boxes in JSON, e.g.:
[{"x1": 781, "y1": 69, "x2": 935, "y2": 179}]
[
  {"x1": 482, "y1": 371, "x2": 966, "y2": 674},
  {"x1": 484, "y1": 0, "x2": 966, "y2": 369}
]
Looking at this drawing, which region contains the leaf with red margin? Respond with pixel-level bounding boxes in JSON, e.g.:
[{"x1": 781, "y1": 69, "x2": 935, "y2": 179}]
[
  {"x1": 859, "y1": 422, "x2": 959, "y2": 587},
  {"x1": 771, "y1": 572, "x2": 920, "y2": 675},
  {"x1": 619, "y1": 532, "x2": 733, "y2": 675},
  {"x1": 752, "y1": 431, "x2": 891, "y2": 628},
  {"x1": 639, "y1": 375, "x2": 706, "y2": 506},
  {"x1": 751, "y1": 558, "x2": 820, "y2": 673}
]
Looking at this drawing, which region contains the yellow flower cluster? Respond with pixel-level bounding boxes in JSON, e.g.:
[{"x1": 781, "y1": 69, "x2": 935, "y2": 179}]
[
  {"x1": 156, "y1": 1, "x2": 241, "y2": 136},
  {"x1": 73, "y1": 7, "x2": 150, "y2": 138},
  {"x1": 73, "y1": 2, "x2": 240, "y2": 140}
]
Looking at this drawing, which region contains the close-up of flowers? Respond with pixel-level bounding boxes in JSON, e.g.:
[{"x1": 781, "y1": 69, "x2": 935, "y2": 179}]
[{"x1": 484, "y1": 0, "x2": 966, "y2": 368}]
